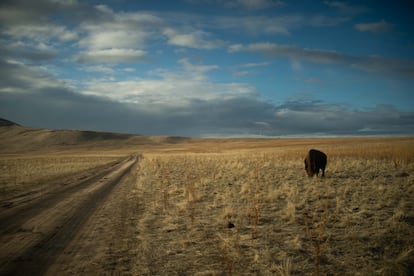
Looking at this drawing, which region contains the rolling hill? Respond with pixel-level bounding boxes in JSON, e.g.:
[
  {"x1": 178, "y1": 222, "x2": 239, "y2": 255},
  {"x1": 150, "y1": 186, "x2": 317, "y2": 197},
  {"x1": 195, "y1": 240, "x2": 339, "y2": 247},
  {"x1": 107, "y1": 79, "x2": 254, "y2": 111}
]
[
  {"x1": 0, "y1": 118, "x2": 191, "y2": 153},
  {"x1": 0, "y1": 118, "x2": 20, "y2": 127}
]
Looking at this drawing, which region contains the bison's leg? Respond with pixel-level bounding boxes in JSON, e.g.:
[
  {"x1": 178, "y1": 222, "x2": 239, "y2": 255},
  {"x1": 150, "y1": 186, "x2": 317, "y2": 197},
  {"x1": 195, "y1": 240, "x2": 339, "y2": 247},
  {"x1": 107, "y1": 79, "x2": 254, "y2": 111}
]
[
  {"x1": 312, "y1": 162, "x2": 318, "y2": 177},
  {"x1": 321, "y1": 167, "x2": 325, "y2": 177},
  {"x1": 305, "y1": 158, "x2": 313, "y2": 177}
]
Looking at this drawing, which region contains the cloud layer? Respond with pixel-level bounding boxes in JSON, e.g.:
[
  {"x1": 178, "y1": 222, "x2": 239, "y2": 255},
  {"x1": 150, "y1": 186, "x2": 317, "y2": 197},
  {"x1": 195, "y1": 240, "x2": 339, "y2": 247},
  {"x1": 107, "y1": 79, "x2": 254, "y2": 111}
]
[
  {"x1": 1, "y1": 58, "x2": 413, "y2": 137},
  {"x1": 354, "y1": 20, "x2": 392, "y2": 33},
  {"x1": 229, "y1": 43, "x2": 414, "y2": 79},
  {"x1": 1, "y1": 0, "x2": 413, "y2": 137}
]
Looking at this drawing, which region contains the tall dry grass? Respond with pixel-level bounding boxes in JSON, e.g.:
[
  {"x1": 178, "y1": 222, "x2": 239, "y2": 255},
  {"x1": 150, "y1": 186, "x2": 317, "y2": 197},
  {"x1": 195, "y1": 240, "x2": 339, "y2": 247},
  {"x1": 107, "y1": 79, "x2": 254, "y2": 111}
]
[
  {"x1": 1, "y1": 137, "x2": 412, "y2": 274},
  {"x1": 0, "y1": 154, "x2": 120, "y2": 195},
  {"x1": 134, "y1": 138, "x2": 414, "y2": 275}
]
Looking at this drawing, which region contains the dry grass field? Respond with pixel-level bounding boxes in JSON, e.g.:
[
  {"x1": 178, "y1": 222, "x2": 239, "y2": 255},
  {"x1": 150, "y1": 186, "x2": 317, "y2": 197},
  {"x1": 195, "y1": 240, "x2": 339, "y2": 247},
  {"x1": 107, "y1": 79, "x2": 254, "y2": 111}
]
[
  {"x1": 0, "y1": 153, "x2": 123, "y2": 199},
  {"x1": 134, "y1": 137, "x2": 414, "y2": 275},
  {"x1": 1, "y1": 133, "x2": 413, "y2": 275}
]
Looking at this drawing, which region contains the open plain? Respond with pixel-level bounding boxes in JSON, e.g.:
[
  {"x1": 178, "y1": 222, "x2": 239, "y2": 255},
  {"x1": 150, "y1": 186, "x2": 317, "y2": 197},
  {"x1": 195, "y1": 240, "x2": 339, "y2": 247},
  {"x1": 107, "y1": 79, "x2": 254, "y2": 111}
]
[{"x1": 0, "y1": 124, "x2": 413, "y2": 275}]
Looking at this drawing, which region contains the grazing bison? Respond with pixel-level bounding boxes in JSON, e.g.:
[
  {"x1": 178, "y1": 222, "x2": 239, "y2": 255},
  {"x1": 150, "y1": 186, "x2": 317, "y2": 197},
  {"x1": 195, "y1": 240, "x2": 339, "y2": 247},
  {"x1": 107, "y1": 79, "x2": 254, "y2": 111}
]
[{"x1": 304, "y1": 149, "x2": 327, "y2": 177}]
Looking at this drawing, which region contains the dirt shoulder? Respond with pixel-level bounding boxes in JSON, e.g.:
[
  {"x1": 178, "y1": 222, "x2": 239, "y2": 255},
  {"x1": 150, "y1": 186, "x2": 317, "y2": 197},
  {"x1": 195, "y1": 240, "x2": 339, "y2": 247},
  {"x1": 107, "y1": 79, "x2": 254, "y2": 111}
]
[{"x1": 0, "y1": 154, "x2": 139, "y2": 275}]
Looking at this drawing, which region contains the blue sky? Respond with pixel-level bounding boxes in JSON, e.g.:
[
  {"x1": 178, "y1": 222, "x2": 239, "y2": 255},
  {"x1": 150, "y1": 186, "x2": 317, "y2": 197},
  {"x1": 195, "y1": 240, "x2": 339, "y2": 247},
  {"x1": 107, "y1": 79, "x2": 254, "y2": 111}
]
[{"x1": 0, "y1": 0, "x2": 413, "y2": 137}]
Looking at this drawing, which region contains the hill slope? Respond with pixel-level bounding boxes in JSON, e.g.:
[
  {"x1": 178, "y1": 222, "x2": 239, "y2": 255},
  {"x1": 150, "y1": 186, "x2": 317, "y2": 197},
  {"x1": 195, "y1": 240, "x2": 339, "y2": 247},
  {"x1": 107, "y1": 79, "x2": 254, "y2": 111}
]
[
  {"x1": 0, "y1": 118, "x2": 20, "y2": 127},
  {"x1": 0, "y1": 118, "x2": 191, "y2": 153}
]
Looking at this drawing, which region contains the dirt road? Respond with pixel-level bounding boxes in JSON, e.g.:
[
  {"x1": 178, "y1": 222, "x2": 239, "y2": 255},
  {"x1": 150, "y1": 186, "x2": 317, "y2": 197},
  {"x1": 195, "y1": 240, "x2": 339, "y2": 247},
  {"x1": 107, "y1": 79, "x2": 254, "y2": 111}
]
[{"x1": 0, "y1": 154, "x2": 140, "y2": 275}]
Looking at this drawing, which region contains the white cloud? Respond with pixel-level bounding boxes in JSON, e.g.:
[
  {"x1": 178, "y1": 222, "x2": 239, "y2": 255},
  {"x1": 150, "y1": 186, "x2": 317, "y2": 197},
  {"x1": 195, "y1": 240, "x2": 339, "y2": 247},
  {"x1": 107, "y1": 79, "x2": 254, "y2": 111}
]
[
  {"x1": 80, "y1": 58, "x2": 254, "y2": 106},
  {"x1": 354, "y1": 20, "x2": 392, "y2": 33},
  {"x1": 0, "y1": 0, "x2": 82, "y2": 43},
  {"x1": 1, "y1": 58, "x2": 413, "y2": 137},
  {"x1": 255, "y1": 121, "x2": 270, "y2": 126},
  {"x1": 179, "y1": 58, "x2": 219, "y2": 73},
  {"x1": 232, "y1": 61, "x2": 271, "y2": 77},
  {"x1": 324, "y1": 1, "x2": 366, "y2": 15},
  {"x1": 300, "y1": 77, "x2": 325, "y2": 85},
  {"x1": 214, "y1": 15, "x2": 301, "y2": 35},
  {"x1": 309, "y1": 15, "x2": 350, "y2": 27},
  {"x1": 163, "y1": 28, "x2": 221, "y2": 49},
  {"x1": 75, "y1": 49, "x2": 146, "y2": 63},
  {"x1": 1, "y1": 40, "x2": 57, "y2": 61},
  {"x1": 94, "y1": 4, "x2": 113, "y2": 14},
  {"x1": 290, "y1": 59, "x2": 303, "y2": 71},
  {"x1": 240, "y1": 61, "x2": 271, "y2": 68},
  {"x1": 75, "y1": 10, "x2": 226, "y2": 52},
  {"x1": 272, "y1": 100, "x2": 414, "y2": 135},
  {"x1": 82, "y1": 77, "x2": 256, "y2": 107},
  {"x1": 78, "y1": 10, "x2": 162, "y2": 50},
  {"x1": 3, "y1": 23, "x2": 78, "y2": 42},
  {"x1": 350, "y1": 55, "x2": 414, "y2": 79},
  {"x1": 78, "y1": 28, "x2": 150, "y2": 50},
  {"x1": 1, "y1": 0, "x2": 413, "y2": 137},
  {"x1": 214, "y1": 14, "x2": 350, "y2": 36},
  {"x1": 0, "y1": 59, "x2": 71, "y2": 93},
  {"x1": 232, "y1": 70, "x2": 251, "y2": 77},
  {"x1": 228, "y1": 44, "x2": 243, "y2": 53},
  {"x1": 81, "y1": 65, "x2": 115, "y2": 74},
  {"x1": 187, "y1": 0, "x2": 284, "y2": 10},
  {"x1": 228, "y1": 0, "x2": 285, "y2": 10},
  {"x1": 230, "y1": 42, "x2": 414, "y2": 79},
  {"x1": 236, "y1": 43, "x2": 347, "y2": 64},
  {"x1": 123, "y1": 67, "x2": 136, "y2": 73}
]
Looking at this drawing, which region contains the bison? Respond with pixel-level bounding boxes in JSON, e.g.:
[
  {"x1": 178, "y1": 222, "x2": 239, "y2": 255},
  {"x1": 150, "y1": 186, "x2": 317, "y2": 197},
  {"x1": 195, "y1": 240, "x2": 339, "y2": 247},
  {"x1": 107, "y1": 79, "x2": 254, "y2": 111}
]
[{"x1": 304, "y1": 149, "x2": 327, "y2": 177}]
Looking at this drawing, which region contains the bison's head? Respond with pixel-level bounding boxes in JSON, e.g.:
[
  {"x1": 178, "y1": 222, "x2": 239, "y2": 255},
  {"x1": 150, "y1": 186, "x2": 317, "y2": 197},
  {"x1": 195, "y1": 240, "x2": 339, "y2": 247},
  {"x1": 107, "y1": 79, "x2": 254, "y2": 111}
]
[{"x1": 304, "y1": 158, "x2": 313, "y2": 177}]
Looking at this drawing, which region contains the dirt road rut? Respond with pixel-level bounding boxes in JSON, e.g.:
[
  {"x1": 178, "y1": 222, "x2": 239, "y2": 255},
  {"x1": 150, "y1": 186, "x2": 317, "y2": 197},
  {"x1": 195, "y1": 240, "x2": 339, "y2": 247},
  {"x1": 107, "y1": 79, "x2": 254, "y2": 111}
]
[{"x1": 0, "y1": 154, "x2": 140, "y2": 275}]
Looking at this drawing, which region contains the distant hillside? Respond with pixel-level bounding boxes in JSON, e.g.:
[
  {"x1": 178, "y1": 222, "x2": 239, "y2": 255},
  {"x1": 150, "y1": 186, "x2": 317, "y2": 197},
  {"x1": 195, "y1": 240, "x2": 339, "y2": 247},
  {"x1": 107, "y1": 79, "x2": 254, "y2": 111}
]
[
  {"x1": 0, "y1": 118, "x2": 192, "y2": 153},
  {"x1": 0, "y1": 118, "x2": 20, "y2": 127}
]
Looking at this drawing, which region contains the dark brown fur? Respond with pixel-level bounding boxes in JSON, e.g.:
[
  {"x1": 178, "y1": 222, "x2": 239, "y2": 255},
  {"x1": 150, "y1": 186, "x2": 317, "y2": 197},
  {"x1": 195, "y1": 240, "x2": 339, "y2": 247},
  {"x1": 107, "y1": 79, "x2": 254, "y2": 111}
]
[{"x1": 304, "y1": 149, "x2": 327, "y2": 177}]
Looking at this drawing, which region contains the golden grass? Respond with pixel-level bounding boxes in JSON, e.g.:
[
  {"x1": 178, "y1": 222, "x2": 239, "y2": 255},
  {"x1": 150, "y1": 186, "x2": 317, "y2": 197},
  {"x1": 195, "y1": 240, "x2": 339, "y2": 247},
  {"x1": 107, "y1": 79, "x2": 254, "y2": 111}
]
[
  {"x1": 134, "y1": 137, "x2": 414, "y2": 275},
  {"x1": 0, "y1": 153, "x2": 122, "y2": 195},
  {"x1": 1, "y1": 137, "x2": 413, "y2": 274}
]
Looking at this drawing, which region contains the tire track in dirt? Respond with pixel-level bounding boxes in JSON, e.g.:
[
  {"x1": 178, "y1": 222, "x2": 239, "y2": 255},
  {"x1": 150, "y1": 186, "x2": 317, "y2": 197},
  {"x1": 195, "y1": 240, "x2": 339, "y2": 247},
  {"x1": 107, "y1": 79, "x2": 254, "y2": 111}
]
[
  {"x1": 0, "y1": 158, "x2": 127, "y2": 235},
  {"x1": 45, "y1": 156, "x2": 144, "y2": 275},
  {"x1": 0, "y1": 154, "x2": 140, "y2": 276}
]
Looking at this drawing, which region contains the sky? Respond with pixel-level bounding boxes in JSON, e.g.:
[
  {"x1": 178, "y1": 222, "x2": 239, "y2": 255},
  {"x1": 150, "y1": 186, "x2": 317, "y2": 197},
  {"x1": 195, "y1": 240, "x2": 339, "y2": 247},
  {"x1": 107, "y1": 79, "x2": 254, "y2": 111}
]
[{"x1": 0, "y1": 0, "x2": 413, "y2": 137}]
